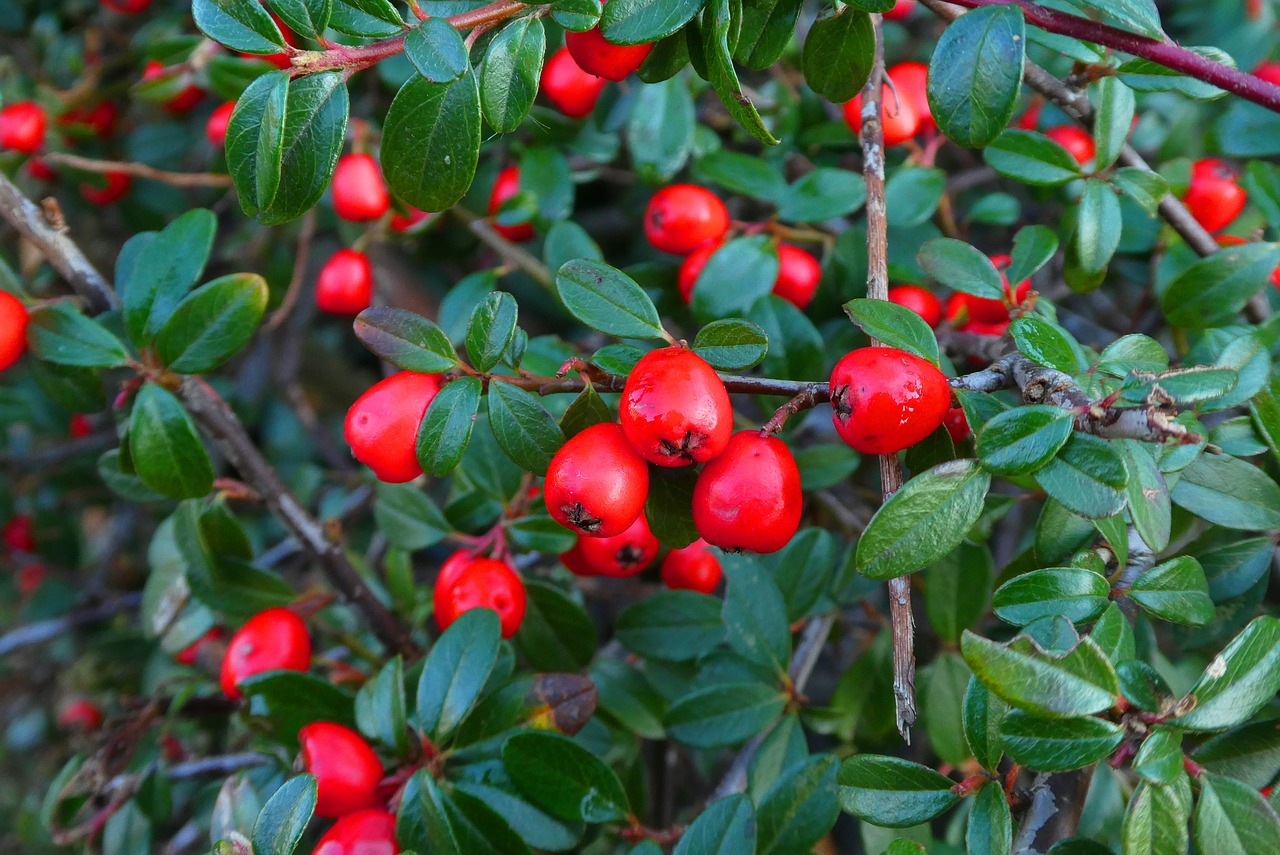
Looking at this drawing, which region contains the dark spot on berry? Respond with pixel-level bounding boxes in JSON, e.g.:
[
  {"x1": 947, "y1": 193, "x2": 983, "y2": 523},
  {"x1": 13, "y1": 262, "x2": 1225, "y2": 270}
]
[
  {"x1": 658, "y1": 430, "x2": 706, "y2": 462},
  {"x1": 563, "y1": 502, "x2": 602, "y2": 533},
  {"x1": 831, "y1": 386, "x2": 851, "y2": 422},
  {"x1": 617, "y1": 545, "x2": 644, "y2": 568}
]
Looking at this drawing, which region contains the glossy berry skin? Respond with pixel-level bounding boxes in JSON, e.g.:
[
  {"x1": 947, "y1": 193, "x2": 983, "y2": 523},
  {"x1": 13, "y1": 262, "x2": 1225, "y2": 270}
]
[
  {"x1": 1044, "y1": 125, "x2": 1095, "y2": 166},
  {"x1": 143, "y1": 61, "x2": 204, "y2": 113},
  {"x1": 677, "y1": 240, "x2": 722, "y2": 303},
  {"x1": 887, "y1": 285, "x2": 943, "y2": 328},
  {"x1": 541, "y1": 48, "x2": 606, "y2": 118},
  {"x1": 573, "y1": 514, "x2": 661, "y2": 578},
  {"x1": 314, "y1": 810, "x2": 400, "y2": 855},
  {"x1": 0, "y1": 101, "x2": 47, "y2": 153},
  {"x1": 887, "y1": 62, "x2": 933, "y2": 133},
  {"x1": 884, "y1": 0, "x2": 916, "y2": 20},
  {"x1": 300, "y1": 722, "x2": 384, "y2": 818},
  {"x1": 80, "y1": 172, "x2": 130, "y2": 204},
  {"x1": 489, "y1": 166, "x2": 535, "y2": 242},
  {"x1": 661, "y1": 538, "x2": 722, "y2": 593},
  {"x1": 2, "y1": 514, "x2": 35, "y2": 553},
  {"x1": 830, "y1": 347, "x2": 951, "y2": 455},
  {"x1": 621, "y1": 347, "x2": 733, "y2": 468},
  {"x1": 205, "y1": 101, "x2": 234, "y2": 147},
  {"x1": 645, "y1": 185, "x2": 730, "y2": 255},
  {"x1": 773, "y1": 244, "x2": 822, "y2": 309},
  {"x1": 844, "y1": 82, "x2": 920, "y2": 147},
  {"x1": 220, "y1": 607, "x2": 311, "y2": 699},
  {"x1": 944, "y1": 406, "x2": 970, "y2": 445},
  {"x1": 1183, "y1": 158, "x2": 1247, "y2": 233},
  {"x1": 58, "y1": 699, "x2": 104, "y2": 732},
  {"x1": 0, "y1": 290, "x2": 29, "y2": 373},
  {"x1": 434, "y1": 558, "x2": 527, "y2": 638},
  {"x1": 316, "y1": 249, "x2": 374, "y2": 316},
  {"x1": 103, "y1": 0, "x2": 152, "y2": 12},
  {"x1": 565, "y1": 17, "x2": 653, "y2": 81},
  {"x1": 344, "y1": 372, "x2": 442, "y2": 483},
  {"x1": 693, "y1": 431, "x2": 802, "y2": 554},
  {"x1": 545, "y1": 422, "x2": 649, "y2": 537},
  {"x1": 175, "y1": 626, "x2": 225, "y2": 666},
  {"x1": 332, "y1": 154, "x2": 390, "y2": 222},
  {"x1": 1255, "y1": 61, "x2": 1280, "y2": 87}
]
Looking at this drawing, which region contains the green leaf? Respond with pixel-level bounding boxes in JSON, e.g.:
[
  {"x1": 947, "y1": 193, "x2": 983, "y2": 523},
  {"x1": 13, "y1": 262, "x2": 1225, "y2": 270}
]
[
  {"x1": 1127, "y1": 556, "x2": 1213, "y2": 626},
  {"x1": 251, "y1": 776, "x2": 316, "y2": 855},
  {"x1": 194, "y1": 0, "x2": 286, "y2": 53},
  {"x1": 842, "y1": 299, "x2": 940, "y2": 365},
  {"x1": 600, "y1": 0, "x2": 704, "y2": 44},
  {"x1": 486, "y1": 382, "x2": 564, "y2": 476},
  {"x1": 551, "y1": 0, "x2": 601, "y2": 31},
  {"x1": 1250, "y1": 376, "x2": 1280, "y2": 466},
  {"x1": 917, "y1": 238, "x2": 1006, "y2": 300},
  {"x1": 778, "y1": 168, "x2": 866, "y2": 221},
  {"x1": 1118, "y1": 440, "x2": 1171, "y2": 552},
  {"x1": 227, "y1": 71, "x2": 287, "y2": 217},
  {"x1": 374, "y1": 483, "x2": 452, "y2": 551},
  {"x1": 382, "y1": 71, "x2": 481, "y2": 214},
  {"x1": 755, "y1": 755, "x2": 839, "y2": 855},
  {"x1": 557, "y1": 259, "x2": 667, "y2": 340},
  {"x1": 926, "y1": 4, "x2": 1025, "y2": 147},
  {"x1": 25, "y1": 303, "x2": 129, "y2": 368},
  {"x1": 922, "y1": 653, "x2": 973, "y2": 767},
  {"x1": 857, "y1": 459, "x2": 992, "y2": 581},
  {"x1": 1073, "y1": 178, "x2": 1122, "y2": 276},
  {"x1": 1010, "y1": 317, "x2": 1083, "y2": 373},
  {"x1": 123, "y1": 208, "x2": 218, "y2": 343},
  {"x1": 397, "y1": 771, "x2": 531, "y2": 855},
  {"x1": 886, "y1": 167, "x2": 947, "y2": 228},
  {"x1": 1090, "y1": 78, "x2": 1135, "y2": 170},
  {"x1": 559, "y1": 382, "x2": 613, "y2": 439},
  {"x1": 1098, "y1": 335, "x2": 1169, "y2": 377},
  {"x1": 417, "y1": 377, "x2": 482, "y2": 477},
  {"x1": 690, "y1": 236, "x2": 780, "y2": 320},
  {"x1": 693, "y1": 150, "x2": 787, "y2": 201},
  {"x1": 722, "y1": 559, "x2": 791, "y2": 671},
  {"x1": 673, "y1": 793, "x2": 756, "y2": 855},
  {"x1": 1133, "y1": 727, "x2": 1184, "y2": 785},
  {"x1": 1161, "y1": 242, "x2": 1280, "y2": 328},
  {"x1": 270, "y1": 0, "x2": 331, "y2": 39},
  {"x1": 961, "y1": 631, "x2": 1119, "y2": 718},
  {"x1": 354, "y1": 307, "x2": 459, "y2": 373},
  {"x1": 976, "y1": 405, "x2": 1074, "y2": 476},
  {"x1": 502, "y1": 731, "x2": 630, "y2": 823},
  {"x1": 1171, "y1": 453, "x2": 1280, "y2": 531},
  {"x1": 356, "y1": 655, "x2": 408, "y2": 755},
  {"x1": 925, "y1": 544, "x2": 991, "y2": 643},
  {"x1": 129, "y1": 383, "x2": 214, "y2": 499},
  {"x1": 154, "y1": 274, "x2": 268, "y2": 374},
  {"x1": 964, "y1": 678, "x2": 1007, "y2": 771},
  {"x1": 1173, "y1": 616, "x2": 1280, "y2": 732},
  {"x1": 836, "y1": 755, "x2": 959, "y2": 829},
  {"x1": 629, "y1": 76, "x2": 696, "y2": 183},
  {"x1": 1034, "y1": 433, "x2": 1128, "y2": 520},
  {"x1": 666, "y1": 683, "x2": 787, "y2": 748},
  {"x1": 241, "y1": 671, "x2": 356, "y2": 742},
  {"x1": 1075, "y1": 0, "x2": 1163, "y2": 39},
  {"x1": 735, "y1": 0, "x2": 801, "y2": 69},
  {"x1": 966, "y1": 784, "x2": 1012, "y2": 855},
  {"x1": 480, "y1": 18, "x2": 545, "y2": 133},
  {"x1": 999, "y1": 710, "x2": 1123, "y2": 771},
  {"x1": 418, "y1": 608, "x2": 501, "y2": 743},
  {"x1": 984, "y1": 129, "x2": 1082, "y2": 186},
  {"x1": 1122, "y1": 777, "x2": 1192, "y2": 855},
  {"x1": 515, "y1": 580, "x2": 597, "y2": 671},
  {"x1": 1119, "y1": 366, "x2": 1239, "y2": 406},
  {"x1": 465, "y1": 292, "x2": 519, "y2": 374},
  {"x1": 702, "y1": 0, "x2": 779, "y2": 145},
  {"x1": 691, "y1": 319, "x2": 768, "y2": 371},
  {"x1": 591, "y1": 658, "x2": 664, "y2": 740},
  {"x1": 992, "y1": 568, "x2": 1110, "y2": 627},
  {"x1": 1111, "y1": 167, "x2": 1169, "y2": 215},
  {"x1": 645, "y1": 469, "x2": 700, "y2": 549},
  {"x1": 1195, "y1": 773, "x2": 1280, "y2": 855},
  {"x1": 616, "y1": 590, "x2": 724, "y2": 661},
  {"x1": 800, "y1": 7, "x2": 873, "y2": 102},
  {"x1": 405, "y1": 18, "x2": 470, "y2": 83}
]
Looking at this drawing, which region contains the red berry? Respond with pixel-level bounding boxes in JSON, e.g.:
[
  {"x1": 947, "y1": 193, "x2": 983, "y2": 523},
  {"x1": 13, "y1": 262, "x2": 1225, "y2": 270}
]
[
  {"x1": 887, "y1": 285, "x2": 943, "y2": 327},
  {"x1": 489, "y1": 166, "x2": 535, "y2": 242},
  {"x1": 944, "y1": 406, "x2": 970, "y2": 444},
  {"x1": 830, "y1": 347, "x2": 951, "y2": 455},
  {"x1": 943, "y1": 255, "x2": 1029, "y2": 326},
  {"x1": 693, "y1": 431, "x2": 802, "y2": 554},
  {"x1": 645, "y1": 185, "x2": 730, "y2": 255},
  {"x1": 69, "y1": 413, "x2": 93, "y2": 438},
  {"x1": 220, "y1": 607, "x2": 311, "y2": 700},
  {"x1": 206, "y1": 101, "x2": 235, "y2": 147},
  {"x1": 568, "y1": 514, "x2": 660, "y2": 578},
  {"x1": 1183, "y1": 158, "x2": 1247, "y2": 233},
  {"x1": 316, "y1": 249, "x2": 374, "y2": 316},
  {"x1": 79, "y1": 171, "x2": 130, "y2": 204},
  {"x1": 0, "y1": 290, "x2": 29, "y2": 373},
  {"x1": 390, "y1": 206, "x2": 433, "y2": 233},
  {"x1": 884, "y1": 0, "x2": 916, "y2": 21},
  {"x1": 544, "y1": 422, "x2": 649, "y2": 537},
  {"x1": 343, "y1": 372, "x2": 442, "y2": 483},
  {"x1": 541, "y1": 48, "x2": 606, "y2": 119},
  {"x1": 620, "y1": 347, "x2": 733, "y2": 468},
  {"x1": 299, "y1": 722, "x2": 384, "y2": 818},
  {"x1": 989, "y1": 253, "x2": 1033, "y2": 309},
  {"x1": 560, "y1": 540, "x2": 596, "y2": 576},
  {"x1": 58, "y1": 699, "x2": 104, "y2": 732},
  {"x1": 2, "y1": 514, "x2": 35, "y2": 553},
  {"x1": 26, "y1": 158, "x2": 56, "y2": 181},
  {"x1": 175, "y1": 626, "x2": 225, "y2": 666},
  {"x1": 660, "y1": 538, "x2": 722, "y2": 593},
  {"x1": 143, "y1": 61, "x2": 204, "y2": 113},
  {"x1": 1255, "y1": 61, "x2": 1280, "y2": 87},
  {"x1": 59, "y1": 101, "x2": 118, "y2": 139},
  {"x1": 963, "y1": 318, "x2": 1011, "y2": 337},
  {"x1": 1018, "y1": 99, "x2": 1045, "y2": 131},
  {"x1": 17, "y1": 563, "x2": 46, "y2": 595},
  {"x1": 435, "y1": 549, "x2": 475, "y2": 592},
  {"x1": 565, "y1": 6, "x2": 653, "y2": 82},
  {"x1": 1044, "y1": 125, "x2": 1095, "y2": 166},
  {"x1": 332, "y1": 154, "x2": 390, "y2": 222},
  {"x1": 773, "y1": 244, "x2": 822, "y2": 309},
  {"x1": 314, "y1": 809, "x2": 400, "y2": 855},
  {"x1": 677, "y1": 240, "x2": 722, "y2": 303},
  {"x1": 433, "y1": 557, "x2": 527, "y2": 637},
  {"x1": 844, "y1": 80, "x2": 920, "y2": 147},
  {"x1": 887, "y1": 61, "x2": 933, "y2": 133},
  {"x1": 103, "y1": 0, "x2": 151, "y2": 12},
  {"x1": 0, "y1": 101, "x2": 47, "y2": 153}
]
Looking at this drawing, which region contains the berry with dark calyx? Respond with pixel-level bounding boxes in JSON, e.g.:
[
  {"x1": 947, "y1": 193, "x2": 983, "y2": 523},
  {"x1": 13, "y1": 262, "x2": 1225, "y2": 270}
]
[
  {"x1": 884, "y1": 0, "x2": 916, "y2": 21},
  {"x1": 540, "y1": 47, "x2": 606, "y2": 119},
  {"x1": 299, "y1": 721, "x2": 384, "y2": 818},
  {"x1": 313, "y1": 810, "x2": 400, "y2": 855},
  {"x1": 332, "y1": 153, "x2": 390, "y2": 222},
  {"x1": 175, "y1": 626, "x2": 225, "y2": 666},
  {"x1": 692, "y1": 431, "x2": 802, "y2": 554},
  {"x1": 58, "y1": 698, "x2": 104, "y2": 732},
  {"x1": 660, "y1": 538, "x2": 722, "y2": 593},
  {"x1": 1182, "y1": 158, "x2": 1247, "y2": 233},
  {"x1": 567, "y1": 514, "x2": 660, "y2": 578},
  {"x1": 773, "y1": 244, "x2": 822, "y2": 309},
  {"x1": 1044, "y1": 125, "x2": 1096, "y2": 166},
  {"x1": 545, "y1": 422, "x2": 649, "y2": 537},
  {"x1": 219, "y1": 607, "x2": 312, "y2": 699},
  {"x1": 489, "y1": 166, "x2": 535, "y2": 242},
  {"x1": 205, "y1": 101, "x2": 234, "y2": 147},
  {"x1": 565, "y1": 3, "x2": 654, "y2": 82},
  {"x1": 0, "y1": 101, "x2": 47, "y2": 153},
  {"x1": 316, "y1": 249, "x2": 374, "y2": 316},
  {"x1": 645, "y1": 185, "x2": 730, "y2": 255},
  {"x1": 620, "y1": 347, "x2": 733, "y2": 468},
  {"x1": 2, "y1": 514, "x2": 34, "y2": 553},
  {"x1": 433, "y1": 557, "x2": 527, "y2": 637},
  {"x1": 79, "y1": 171, "x2": 130, "y2": 204},
  {"x1": 944, "y1": 406, "x2": 970, "y2": 444},
  {"x1": 142, "y1": 61, "x2": 204, "y2": 113},
  {"x1": 677, "y1": 240, "x2": 722, "y2": 303},
  {"x1": 343, "y1": 372, "x2": 442, "y2": 483},
  {"x1": 0, "y1": 290, "x2": 30, "y2": 373},
  {"x1": 829, "y1": 347, "x2": 951, "y2": 455},
  {"x1": 887, "y1": 285, "x2": 943, "y2": 328},
  {"x1": 843, "y1": 79, "x2": 920, "y2": 147},
  {"x1": 887, "y1": 61, "x2": 933, "y2": 133}
]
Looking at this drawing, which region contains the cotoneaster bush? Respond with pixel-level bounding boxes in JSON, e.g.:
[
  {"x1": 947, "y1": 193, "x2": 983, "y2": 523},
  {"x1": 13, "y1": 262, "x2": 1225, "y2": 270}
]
[{"x1": 2, "y1": 1, "x2": 1280, "y2": 854}]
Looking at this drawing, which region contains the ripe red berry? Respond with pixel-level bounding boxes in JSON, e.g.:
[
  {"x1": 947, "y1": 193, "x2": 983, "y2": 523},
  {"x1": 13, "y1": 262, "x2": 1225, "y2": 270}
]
[
  {"x1": 314, "y1": 809, "x2": 400, "y2": 855},
  {"x1": 26, "y1": 158, "x2": 56, "y2": 181},
  {"x1": 332, "y1": 154, "x2": 390, "y2": 222},
  {"x1": 390, "y1": 206, "x2": 433, "y2": 233},
  {"x1": 220, "y1": 607, "x2": 311, "y2": 700},
  {"x1": 69, "y1": 413, "x2": 93, "y2": 438},
  {"x1": 1255, "y1": 61, "x2": 1280, "y2": 87},
  {"x1": 944, "y1": 406, "x2": 970, "y2": 444},
  {"x1": 142, "y1": 61, "x2": 204, "y2": 113},
  {"x1": 103, "y1": 0, "x2": 152, "y2": 13},
  {"x1": 1018, "y1": 99, "x2": 1045, "y2": 131},
  {"x1": 645, "y1": 185, "x2": 730, "y2": 255},
  {"x1": 0, "y1": 101, "x2": 47, "y2": 153},
  {"x1": 884, "y1": 0, "x2": 916, "y2": 21},
  {"x1": 944, "y1": 255, "x2": 1030, "y2": 326},
  {"x1": 344, "y1": 372, "x2": 442, "y2": 483},
  {"x1": 58, "y1": 101, "x2": 118, "y2": 140},
  {"x1": 565, "y1": 5, "x2": 654, "y2": 82},
  {"x1": 660, "y1": 538, "x2": 722, "y2": 593},
  {"x1": 316, "y1": 249, "x2": 374, "y2": 316},
  {"x1": 963, "y1": 318, "x2": 1011, "y2": 337},
  {"x1": 299, "y1": 722, "x2": 384, "y2": 818},
  {"x1": 773, "y1": 244, "x2": 822, "y2": 309},
  {"x1": 545, "y1": 422, "x2": 649, "y2": 537},
  {"x1": 489, "y1": 166, "x2": 535, "y2": 242},
  {"x1": 58, "y1": 699, "x2": 104, "y2": 732},
  {"x1": 677, "y1": 240, "x2": 722, "y2": 303},
  {"x1": 79, "y1": 171, "x2": 130, "y2": 205},
  {"x1": 434, "y1": 557, "x2": 527, "y2": 637},
  {"x1": 2, "y1": 514, "x2": 34, "y2": 553},
  {"x1": 887, "y1": 61, "x2": 933, "y2": 133},
  {"x1": 887, "y1": 285, "x2": 943, "y2": 327},
  {"x1": 0, "y1": 290, "x2": 30, "y2": 373},
  {"x1": 1044, "y1": 125, "x2": 1096, "y2": 166},
  {"x1": 175, "y1": 626, "x2": 225, "y2": 666},
  {"x1": 1183, "y1": 158, "x2": 1247, "y2": 233},
  {"x1": 620, "y1": 347, "x2": 733, "y2": 468},
  {"x1": 567, "y1": 514, "x2": 660, "y2": 578},
  {"x1": 206, "y1": 101, "x2": 234, "y2": 147},
  {"x1": 830, "y1": 347, "x2": 951, "y2": 455},
  {"x1": 541, "y1": 47, "x2": 606, "y2": 118},
  {"x1": 17, "y1": 562, "x2": 46, "y2": 595},
  {"x1": 693, "y1": 431, "x2": 802, "y2": 554},
  {"x1": 844, "y1": 79, "x2": 920, "y2": 147}
]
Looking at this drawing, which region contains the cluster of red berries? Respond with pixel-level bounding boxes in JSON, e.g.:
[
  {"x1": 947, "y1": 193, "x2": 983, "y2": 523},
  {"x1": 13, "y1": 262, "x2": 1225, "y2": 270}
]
[
  {"x1": 3, "y1": 513, "x2": 47, "y2": 596},
  {"x1": 843, "y1": 61, "x2": 932, "y2": 147},
  {"x1": 538, "y1": 3, "x2": 655, "y2": 119}
]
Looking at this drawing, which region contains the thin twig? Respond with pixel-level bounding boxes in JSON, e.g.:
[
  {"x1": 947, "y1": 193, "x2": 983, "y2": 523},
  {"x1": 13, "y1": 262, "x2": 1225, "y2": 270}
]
[
  {"x1": 0, "y1": 594, "x2": 141, "y2": 657},
  {"x1": 266, "y1": 210, "x2": 317, "y2": 332},
  {"x1": 43, "y1": 152, "x2": 234, "y2": 188},
  {"x1": 453, "y1": 207, "x2": 555, "y2": 291}
]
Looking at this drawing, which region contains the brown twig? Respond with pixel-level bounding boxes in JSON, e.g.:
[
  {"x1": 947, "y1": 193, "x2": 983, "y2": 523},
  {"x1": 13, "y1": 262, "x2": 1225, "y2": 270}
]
[
  {"x1": 453, "y1": 207, "x2": 555, "y2": 291},
  {"x1": 43, "y1": 152, "x2": 234, "y2": 189},
  {"x1": 266, "y1": 210, "x2": 318, "y2": 332},
  {"x1": 759, "y1": 385, "x2": 831, "y2": 435}
]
